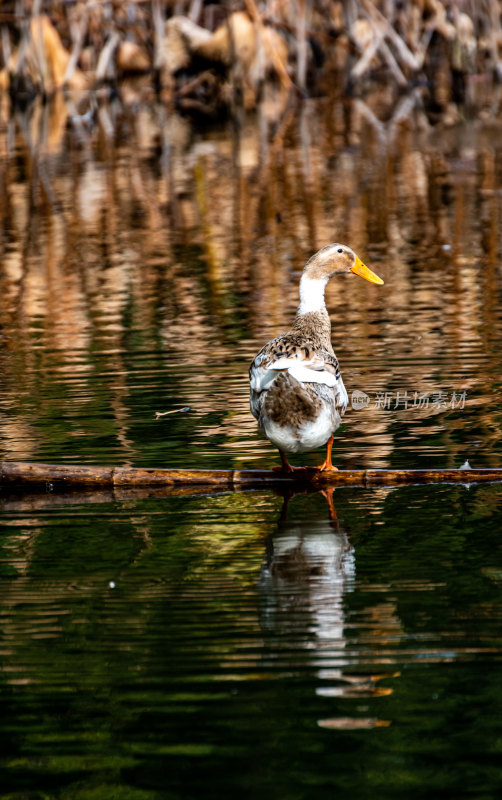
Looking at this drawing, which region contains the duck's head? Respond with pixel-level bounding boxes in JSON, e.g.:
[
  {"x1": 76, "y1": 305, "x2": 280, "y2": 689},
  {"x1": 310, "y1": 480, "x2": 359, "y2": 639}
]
[{"x1": 304, "y1": 243, "x2": 384, "y2": 285}]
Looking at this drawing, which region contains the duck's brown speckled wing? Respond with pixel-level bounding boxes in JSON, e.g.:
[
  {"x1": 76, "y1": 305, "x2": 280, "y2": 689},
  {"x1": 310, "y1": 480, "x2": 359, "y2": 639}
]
[
  {"x1": 249, "y1": 333, "x2": 347, "y2": 421},
  {"x1": 254, "y1": 332, "x2": 339, "y2": 368}
]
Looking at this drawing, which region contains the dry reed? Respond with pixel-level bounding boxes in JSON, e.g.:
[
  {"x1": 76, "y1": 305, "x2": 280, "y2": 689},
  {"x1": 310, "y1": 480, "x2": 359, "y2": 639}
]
[{"x1": 0, "y1": 1, "x2": 501, "y2": 120}]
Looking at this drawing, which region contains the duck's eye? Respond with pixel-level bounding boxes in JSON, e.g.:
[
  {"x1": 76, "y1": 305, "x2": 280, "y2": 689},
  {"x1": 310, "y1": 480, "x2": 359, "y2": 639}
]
[{"x1": 337, "y1": 248, "x2": 343, "y2": 253}]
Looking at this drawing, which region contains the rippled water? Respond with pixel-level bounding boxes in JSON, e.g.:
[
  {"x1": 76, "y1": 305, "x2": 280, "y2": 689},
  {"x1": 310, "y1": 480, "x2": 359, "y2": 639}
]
[
  {"x1": 2, "y1": 484, "x2": 502, "y2": 798},
  {"x1": 1, "y1": 91, "x2": 502, "y2": 797}
]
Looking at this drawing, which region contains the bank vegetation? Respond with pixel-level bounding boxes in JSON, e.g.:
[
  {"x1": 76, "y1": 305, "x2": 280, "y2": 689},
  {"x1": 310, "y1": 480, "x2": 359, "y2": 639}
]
[{"x1": 0, "y1": 0, "x2": 501, "y2": 122}]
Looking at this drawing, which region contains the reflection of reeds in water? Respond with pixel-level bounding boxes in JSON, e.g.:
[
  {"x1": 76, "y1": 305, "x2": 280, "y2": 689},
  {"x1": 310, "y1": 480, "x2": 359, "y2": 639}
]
[{"x1": 0, "y1": 89, "x2": 502, "y2": 466}]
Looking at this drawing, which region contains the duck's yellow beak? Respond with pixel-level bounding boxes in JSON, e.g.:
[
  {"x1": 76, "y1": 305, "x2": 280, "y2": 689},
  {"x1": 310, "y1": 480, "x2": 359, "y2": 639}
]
[{"x1": 350, "y1": 256, "x2": 384, "y2": 285}]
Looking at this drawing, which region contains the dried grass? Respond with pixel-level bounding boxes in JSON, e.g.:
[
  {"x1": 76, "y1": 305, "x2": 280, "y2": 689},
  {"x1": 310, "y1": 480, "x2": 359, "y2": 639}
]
[{"x1": 0, "y1": 0, "x2": 501, "y2": 119}]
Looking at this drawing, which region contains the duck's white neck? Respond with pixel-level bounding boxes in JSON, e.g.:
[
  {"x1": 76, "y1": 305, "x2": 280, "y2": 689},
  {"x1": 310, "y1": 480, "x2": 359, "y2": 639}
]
[{"x1": 297, "y1": 275, "x2": 328, "y2": 315}]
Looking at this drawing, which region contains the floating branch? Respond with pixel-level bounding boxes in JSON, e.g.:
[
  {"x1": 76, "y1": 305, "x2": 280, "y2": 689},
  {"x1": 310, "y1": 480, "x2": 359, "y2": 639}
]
[
  {"x1": 0, "y1": 462, "x2": 501, "y2": 492},
  {"x1": 154, "y1": 407, "x2": 190, "y2": 419}
]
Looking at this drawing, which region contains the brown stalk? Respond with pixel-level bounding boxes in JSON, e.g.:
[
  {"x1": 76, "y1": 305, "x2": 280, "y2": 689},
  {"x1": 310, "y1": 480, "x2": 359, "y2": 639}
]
[
  {"x1": 175, "y1": 68, "x2": 216, "y2": 98},
  {"x1": 351, "y1": 33, "x2": 383, "y2": 81},
  {"x1": 151, "y1": 0, "x2": 165, "y2": 71},
  {"x1": 95, "y1": 30, "x2": 120, "y2": 81},
  {"x1": 360, "y1": 0, "x2": 422, "y2": 72},
  {"x1": 378, "y1": 37, "x2": 408, "y2": 87},
  {"x1": 245, "y1": 0, "x2": 293, "y2": 90},
  {"x1": 295, "y1": 0, "x2": 309, "y2": 91},
  {"x1": 63, "y1": 6, "x2": 89, "y2": 86},
  {"x1": 188, "y1": 0, "x2": 203, "y2": 23}
]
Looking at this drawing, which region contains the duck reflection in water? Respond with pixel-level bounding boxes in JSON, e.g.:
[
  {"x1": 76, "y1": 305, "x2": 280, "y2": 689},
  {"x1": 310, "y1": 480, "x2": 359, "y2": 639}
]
[
  {"x1": 259, "y1": 489, "x2": 394, "y2": 721},
  {"x1": 259, "y1": 488, "x2": 354, "y2": 644}
]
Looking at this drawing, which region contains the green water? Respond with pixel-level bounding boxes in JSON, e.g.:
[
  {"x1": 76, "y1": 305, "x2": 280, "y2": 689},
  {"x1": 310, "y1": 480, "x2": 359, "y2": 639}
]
[
  {"x1": 2, "y1": 94, "x2": 502, "y2": 797},
  {"x1": 1, "y1": 485, "x2": 502, "y2": 799}
]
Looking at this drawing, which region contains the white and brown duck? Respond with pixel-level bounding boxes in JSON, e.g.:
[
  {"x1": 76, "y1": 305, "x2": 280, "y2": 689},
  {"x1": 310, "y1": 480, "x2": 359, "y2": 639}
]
[{"x1": 249, "y1": 244, "x2": 384, "y2": 472}]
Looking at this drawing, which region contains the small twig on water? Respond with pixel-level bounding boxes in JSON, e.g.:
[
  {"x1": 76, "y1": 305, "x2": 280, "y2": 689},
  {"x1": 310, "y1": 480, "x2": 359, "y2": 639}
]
[{"x1": 155, "y1": 407, "x2": 190, "y2": 419}]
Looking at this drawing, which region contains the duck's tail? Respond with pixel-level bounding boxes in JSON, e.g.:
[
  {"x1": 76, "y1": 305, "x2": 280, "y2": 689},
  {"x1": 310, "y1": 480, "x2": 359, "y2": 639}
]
[{"x1": 263, "y1": 373, "x2": 319, "y2": 426}]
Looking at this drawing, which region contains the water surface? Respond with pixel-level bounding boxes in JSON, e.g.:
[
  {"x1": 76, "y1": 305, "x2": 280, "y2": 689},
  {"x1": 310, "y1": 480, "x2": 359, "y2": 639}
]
[
  {"x1": 1, "y1": 94, "x2": 502, "y2": 470},
  {"x1": 1, "y1": 92, "x2": 502, "y2": 798},
  {"x1": 1, "y1": 484, "x2": 502, "y2": 798}
]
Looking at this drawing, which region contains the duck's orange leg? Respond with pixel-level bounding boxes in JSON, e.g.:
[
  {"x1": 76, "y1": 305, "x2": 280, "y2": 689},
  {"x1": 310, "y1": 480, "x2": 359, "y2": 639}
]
[
  {"x1": 273, "y1": 449, "x2": 297, "y2": 473},
  {"x1": 317, "y1": 434, "x2": 338, "y2": 472},
  {"x1": 321, "y1": 487, "x2": 339, "y2": 526}
]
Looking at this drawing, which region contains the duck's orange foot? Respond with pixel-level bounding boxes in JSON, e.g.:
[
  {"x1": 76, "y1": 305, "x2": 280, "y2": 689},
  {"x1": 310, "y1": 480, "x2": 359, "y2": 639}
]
[
  {"x1": 317, "y1": 463, "x2": 339, "y2": 472},
  {"x1": 273, "y1": 449, "x2": 298, "y2": 473},
  {"x1": 317, "y1": 434, "x2": 337, "y2": 472}
]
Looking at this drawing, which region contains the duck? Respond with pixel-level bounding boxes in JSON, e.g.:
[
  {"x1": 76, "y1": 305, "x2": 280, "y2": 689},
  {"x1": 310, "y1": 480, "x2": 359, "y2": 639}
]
[{"x1": 249, "y1": 244, "x2": 384, "y2": 472}]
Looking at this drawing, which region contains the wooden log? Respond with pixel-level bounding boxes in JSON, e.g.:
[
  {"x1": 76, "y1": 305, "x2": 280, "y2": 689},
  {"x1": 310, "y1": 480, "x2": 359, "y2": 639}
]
[{"x1": 1, "y1": 461, "x2": 502, "y2": 491}]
